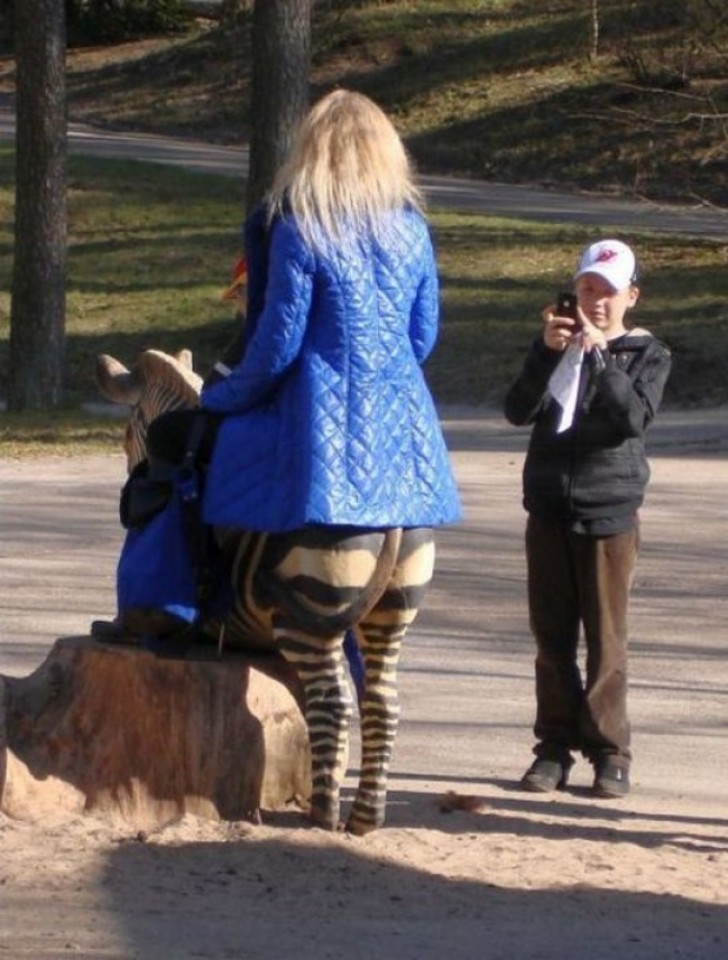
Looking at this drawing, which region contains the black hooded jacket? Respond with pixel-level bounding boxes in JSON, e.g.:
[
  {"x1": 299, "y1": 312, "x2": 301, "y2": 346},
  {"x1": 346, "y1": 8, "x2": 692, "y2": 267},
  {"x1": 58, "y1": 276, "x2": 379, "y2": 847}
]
[{"x1": 504, "y1": 333, "x2": 672, "y2": 533}]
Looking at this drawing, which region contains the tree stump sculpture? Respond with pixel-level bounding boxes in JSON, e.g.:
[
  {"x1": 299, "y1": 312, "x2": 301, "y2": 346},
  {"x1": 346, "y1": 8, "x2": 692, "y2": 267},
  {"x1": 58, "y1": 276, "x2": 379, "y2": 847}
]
[{"x1": 0, "y1": 636, "x2": 311, "y2": 830}]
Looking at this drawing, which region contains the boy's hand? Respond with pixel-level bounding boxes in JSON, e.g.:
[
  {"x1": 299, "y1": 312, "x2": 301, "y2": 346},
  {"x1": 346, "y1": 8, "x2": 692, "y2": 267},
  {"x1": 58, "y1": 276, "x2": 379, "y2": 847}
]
[
  {"x1": 578, "y1": 312, "x2": 608, "y2": 353},
  {"x1": 542, "y1": 304, "x2": 607, "y2": 353},
  {"x1": 542, "y1": 304, "x2": 578, "y2": 352}
]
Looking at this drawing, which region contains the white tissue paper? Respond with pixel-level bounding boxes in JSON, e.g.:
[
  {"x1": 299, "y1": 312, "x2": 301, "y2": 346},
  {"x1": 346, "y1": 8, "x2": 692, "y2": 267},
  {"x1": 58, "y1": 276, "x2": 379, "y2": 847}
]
[{"x1": 547, "y1": 343, "x2": 584, "y2": 433}]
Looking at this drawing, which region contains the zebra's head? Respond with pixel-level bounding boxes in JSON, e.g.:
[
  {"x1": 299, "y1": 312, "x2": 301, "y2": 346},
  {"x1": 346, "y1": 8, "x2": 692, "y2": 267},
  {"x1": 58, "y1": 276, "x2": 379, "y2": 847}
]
[{"x1": 95, "y1": 349, "x2": 203, "y2": 471}]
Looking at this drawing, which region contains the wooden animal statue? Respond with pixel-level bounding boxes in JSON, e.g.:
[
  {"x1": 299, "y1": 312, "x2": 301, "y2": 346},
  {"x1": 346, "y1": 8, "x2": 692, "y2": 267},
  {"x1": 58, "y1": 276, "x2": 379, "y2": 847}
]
[{"x1": 95, "y1": 348, "x2": 436, "y2": 835}]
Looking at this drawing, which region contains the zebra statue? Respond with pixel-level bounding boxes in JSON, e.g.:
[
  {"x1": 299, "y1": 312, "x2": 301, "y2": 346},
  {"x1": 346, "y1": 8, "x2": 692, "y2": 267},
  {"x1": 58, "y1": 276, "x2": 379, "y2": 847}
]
[{"x1": 96, "y1": 347, "x2": 436, "y2": 835}]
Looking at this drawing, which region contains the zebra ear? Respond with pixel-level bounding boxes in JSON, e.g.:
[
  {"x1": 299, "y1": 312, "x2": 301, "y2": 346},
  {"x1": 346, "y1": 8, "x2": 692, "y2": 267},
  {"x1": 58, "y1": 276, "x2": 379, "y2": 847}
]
[
  {"x1": 95, "y1": 354, "x2": 142, "y2": 406},
  {"x1": 173, "y1": 349, "x2": 194, "y2": 370},
  {"x1": 137, "y1": 349, "x2": 203, "y2": 406}
]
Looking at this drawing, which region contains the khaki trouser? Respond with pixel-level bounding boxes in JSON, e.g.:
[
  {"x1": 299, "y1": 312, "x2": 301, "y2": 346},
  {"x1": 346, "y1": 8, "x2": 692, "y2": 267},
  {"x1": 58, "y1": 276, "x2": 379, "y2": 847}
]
[{"x1": 525, "y1": 515, "x2": 639, "y2": 768}]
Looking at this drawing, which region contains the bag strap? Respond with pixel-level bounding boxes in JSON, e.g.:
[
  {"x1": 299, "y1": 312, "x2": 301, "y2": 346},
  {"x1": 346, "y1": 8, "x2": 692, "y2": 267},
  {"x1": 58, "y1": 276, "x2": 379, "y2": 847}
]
[
  {"x1": 175, "y1": 412, "x2": 223, "y2": 620},
  {"x1": 182, "y1": 411, "x2": 209, "y2": 470}
]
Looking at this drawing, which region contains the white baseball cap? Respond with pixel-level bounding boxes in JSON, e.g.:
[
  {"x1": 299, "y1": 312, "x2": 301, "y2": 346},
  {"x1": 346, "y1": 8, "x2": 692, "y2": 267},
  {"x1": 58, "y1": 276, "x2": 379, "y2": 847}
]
[{"x1": 574, "y1": 239, "x2": 637, "y2": 291}]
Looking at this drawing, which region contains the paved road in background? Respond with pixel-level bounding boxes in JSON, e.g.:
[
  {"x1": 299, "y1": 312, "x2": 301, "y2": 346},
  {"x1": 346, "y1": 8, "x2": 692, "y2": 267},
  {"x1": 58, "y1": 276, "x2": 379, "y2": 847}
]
[{"x1": 1, "y1": 103, "x2": 728, "y2": 239}]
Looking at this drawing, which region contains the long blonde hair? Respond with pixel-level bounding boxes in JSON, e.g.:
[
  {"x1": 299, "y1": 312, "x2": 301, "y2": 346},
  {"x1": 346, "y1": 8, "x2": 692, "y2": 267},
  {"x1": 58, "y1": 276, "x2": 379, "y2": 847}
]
[{"x1": 267, "y1": 89, "x2": 424, "y2": 249}]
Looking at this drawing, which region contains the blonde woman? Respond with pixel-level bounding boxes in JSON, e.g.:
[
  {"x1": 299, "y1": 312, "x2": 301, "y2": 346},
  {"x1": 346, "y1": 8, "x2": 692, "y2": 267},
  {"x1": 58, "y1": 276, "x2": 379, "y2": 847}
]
[
  {"x1": 200, "y1": 89, "x2": 461, "y2": 532},
  {"x1": 123, "y1": 90, "x2": 463, "y2": 831}
]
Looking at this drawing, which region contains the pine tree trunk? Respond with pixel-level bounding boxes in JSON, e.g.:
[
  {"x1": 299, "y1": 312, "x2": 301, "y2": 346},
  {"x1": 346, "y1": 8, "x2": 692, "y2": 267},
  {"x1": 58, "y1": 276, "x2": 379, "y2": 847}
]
[
  {"x1": 246, "y1": 0, "x2": 311, "y2": 210},
  {"x1": 8, "y1": 0, "x2": 68, "y2": 410}
]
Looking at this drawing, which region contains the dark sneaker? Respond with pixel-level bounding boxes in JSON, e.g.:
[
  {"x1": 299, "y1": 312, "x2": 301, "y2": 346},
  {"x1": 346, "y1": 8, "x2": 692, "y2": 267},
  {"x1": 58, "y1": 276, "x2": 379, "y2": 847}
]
[
  {"x1": 520, "y1": 758, "x2": 569, "y2": 793},
  {"x1": 593, "y1": 760, "x2": 630, "y2": 799},
  {"x1": 90, "y1": 618, "x2": 125, "y2": 639},
  {"x1": 90, "y1": 618, "x2": 141, "y2": 645}
]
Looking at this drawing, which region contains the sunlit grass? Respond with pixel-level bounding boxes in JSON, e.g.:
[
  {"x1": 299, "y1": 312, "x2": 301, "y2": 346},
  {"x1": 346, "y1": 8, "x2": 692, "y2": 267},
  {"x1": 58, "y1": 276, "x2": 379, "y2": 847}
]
[
  {"x1": 43, "y1": 0, "x2": 726, "y2": 205},
  {"x1": 1, "y1": 154, "x2": 727, "y2": 456},
  {"x1": 0, "y1": 410, "x2": 125, "y2": 458},
  {"x1": 429, "y1": 211, "x2": 728, "y2": 406}
]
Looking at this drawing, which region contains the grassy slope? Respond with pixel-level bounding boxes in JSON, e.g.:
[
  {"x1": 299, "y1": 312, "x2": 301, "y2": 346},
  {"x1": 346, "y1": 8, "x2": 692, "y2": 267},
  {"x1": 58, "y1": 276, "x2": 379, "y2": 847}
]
[{"x1": 61, "y1": 0, "x2": 728, "y2": 205}]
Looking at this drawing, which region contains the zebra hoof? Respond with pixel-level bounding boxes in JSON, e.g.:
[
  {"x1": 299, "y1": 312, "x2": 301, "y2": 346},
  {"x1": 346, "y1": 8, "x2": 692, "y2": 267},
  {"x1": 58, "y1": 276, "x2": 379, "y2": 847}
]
[
  {"x1": 345, "y1": 816, "x2": 380, "y2": 837},
  {"x1": 308, "y1": 806, "x2": 343, "y2": 832}
]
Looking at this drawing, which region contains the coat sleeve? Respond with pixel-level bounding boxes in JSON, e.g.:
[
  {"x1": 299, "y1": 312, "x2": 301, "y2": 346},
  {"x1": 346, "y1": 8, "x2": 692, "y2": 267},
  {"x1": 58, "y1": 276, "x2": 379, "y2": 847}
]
[
  {"x1": 504, "y1": 337, "x2": 562, "y2": 426},
  {"x1": 594, "y1": 339, "x2": 672, "y2": 436},
  {"x1": 200, "y1": 221, "x2": 314, "y2": 414},
  {"x1": 408, "y1": 225, "x2": 440, "y2": 364}
]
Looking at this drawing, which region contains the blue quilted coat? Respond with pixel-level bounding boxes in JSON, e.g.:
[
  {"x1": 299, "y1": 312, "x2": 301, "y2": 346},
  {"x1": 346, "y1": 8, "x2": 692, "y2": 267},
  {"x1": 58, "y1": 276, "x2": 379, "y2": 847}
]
[{"x1": 200, "y1": 208, "x2": 461, "y2": 532}]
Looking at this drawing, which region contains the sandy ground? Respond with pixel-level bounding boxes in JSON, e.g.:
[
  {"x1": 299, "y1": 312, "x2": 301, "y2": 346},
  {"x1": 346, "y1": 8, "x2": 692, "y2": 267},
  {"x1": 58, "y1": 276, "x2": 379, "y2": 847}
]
[{"x1": 1, "y1": 407, "x2": 728, "y2": 960}]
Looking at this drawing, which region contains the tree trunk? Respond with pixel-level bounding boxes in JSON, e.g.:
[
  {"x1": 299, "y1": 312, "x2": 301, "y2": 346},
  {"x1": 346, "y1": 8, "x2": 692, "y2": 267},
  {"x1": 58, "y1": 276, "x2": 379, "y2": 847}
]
[
  {"x1": 8, "y1": 0, "x2": 67, "y2": 411},
  {"x1": 246, "y1": 0, "x2": 311, "y2": 211},
  {"x1": 589, "y1": 0, "x2": 599, "y2": 61},
  {"x1": 0, "y1": 637, "x2": 311, "y2": 830}
]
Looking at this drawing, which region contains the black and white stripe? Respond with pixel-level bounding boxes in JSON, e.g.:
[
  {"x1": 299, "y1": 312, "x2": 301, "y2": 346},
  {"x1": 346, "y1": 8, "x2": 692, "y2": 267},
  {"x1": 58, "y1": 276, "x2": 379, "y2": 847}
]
[{"x1": 96, "y1": 349, "x2": 436, "y2": 834}]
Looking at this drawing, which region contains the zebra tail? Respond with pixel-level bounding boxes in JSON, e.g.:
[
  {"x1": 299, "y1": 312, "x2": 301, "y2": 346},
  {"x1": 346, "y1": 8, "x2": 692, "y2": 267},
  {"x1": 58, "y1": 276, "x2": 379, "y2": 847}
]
[{"x1": 265, "y1": 528, "x2": 403, "y2": 638}]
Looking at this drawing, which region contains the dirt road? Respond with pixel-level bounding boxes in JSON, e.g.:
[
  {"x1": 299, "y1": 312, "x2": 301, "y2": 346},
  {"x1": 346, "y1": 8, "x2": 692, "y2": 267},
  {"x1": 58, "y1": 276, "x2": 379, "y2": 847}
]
[{"x1": 1, "y1": 407, "x2": 727, "y2": 959}]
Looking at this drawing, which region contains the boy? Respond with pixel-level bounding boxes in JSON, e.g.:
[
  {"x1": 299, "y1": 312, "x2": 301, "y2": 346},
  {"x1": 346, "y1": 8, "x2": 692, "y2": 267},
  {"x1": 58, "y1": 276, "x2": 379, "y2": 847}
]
[{"x1": 504, "y1": 239, "x2": 672, "y2": 798}]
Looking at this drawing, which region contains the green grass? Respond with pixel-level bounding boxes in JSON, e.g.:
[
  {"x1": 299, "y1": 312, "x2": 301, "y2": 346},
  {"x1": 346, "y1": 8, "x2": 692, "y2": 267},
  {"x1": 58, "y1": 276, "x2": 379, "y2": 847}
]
[
  {"x1": 429, "y1": 213, "x2": 728, "y2": 408},
  {"x1": 0, "y1": 148, "x2": 247, "y2": 405},
  {"x1": 1, "y1": 148, "x2": 727, "y2": 457},
  {"x1": 0, "y1": 409, "x2": 124, "y2": 458}
]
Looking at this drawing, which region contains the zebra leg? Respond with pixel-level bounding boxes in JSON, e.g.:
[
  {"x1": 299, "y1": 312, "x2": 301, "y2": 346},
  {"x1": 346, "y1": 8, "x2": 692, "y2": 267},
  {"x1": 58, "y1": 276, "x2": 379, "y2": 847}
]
[
  {"x1": 346, "y1": 528, "x2": 436, "y2": 836},
  {"x1": 273, "y1": 619, "x2": 354, "y2": 831}
]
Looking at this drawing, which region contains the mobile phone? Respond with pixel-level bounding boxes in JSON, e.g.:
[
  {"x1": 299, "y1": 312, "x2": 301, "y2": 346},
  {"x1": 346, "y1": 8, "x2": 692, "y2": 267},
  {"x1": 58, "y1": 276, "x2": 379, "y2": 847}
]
[{"x1": 556, "y1": 291, "x2": 579, "y2": 321}]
